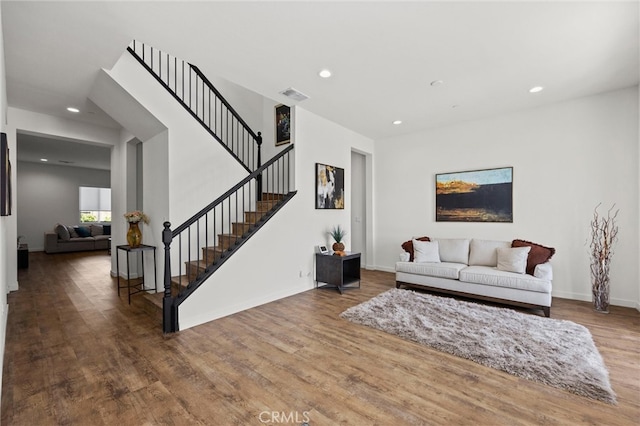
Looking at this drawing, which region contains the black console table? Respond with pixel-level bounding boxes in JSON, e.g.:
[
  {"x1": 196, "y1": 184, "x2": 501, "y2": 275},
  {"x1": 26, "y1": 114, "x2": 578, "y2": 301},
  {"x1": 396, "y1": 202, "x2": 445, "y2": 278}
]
[
  {"x1": 116, "y1": 244, "x2": 157, "y2": 304},
  {"x1": 315, "y1": 252, "x2": 361, "y2": 294}
]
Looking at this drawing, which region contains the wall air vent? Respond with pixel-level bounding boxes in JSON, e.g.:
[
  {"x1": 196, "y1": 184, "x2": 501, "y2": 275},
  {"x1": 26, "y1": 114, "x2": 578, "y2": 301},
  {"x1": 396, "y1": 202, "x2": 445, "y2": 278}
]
[{"x1": 279, "y1": 87, "x2": 309, "y2": 102}]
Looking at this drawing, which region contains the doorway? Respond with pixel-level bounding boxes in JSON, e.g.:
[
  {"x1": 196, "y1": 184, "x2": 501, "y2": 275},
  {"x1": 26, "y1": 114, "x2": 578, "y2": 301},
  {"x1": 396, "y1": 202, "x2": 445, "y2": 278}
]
[{"x1": 350, "y1": 151, "x2": 367, "y2": 265}]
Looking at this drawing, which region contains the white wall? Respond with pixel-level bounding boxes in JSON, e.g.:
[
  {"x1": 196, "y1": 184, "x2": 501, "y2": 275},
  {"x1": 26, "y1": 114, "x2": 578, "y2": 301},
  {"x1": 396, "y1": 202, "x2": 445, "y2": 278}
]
[
  {"x1": 0, "y1": 2, "x2": 8, "y2": 400},
  {"x1": 16, "y1": 162, "x2": 110, "y2": 251},
  {"x1": 179, "y1": 107, "x2": 374, "y2": 329},
  {"x1": 374, "y1": 86, "x2": 639, "y2": 308}
]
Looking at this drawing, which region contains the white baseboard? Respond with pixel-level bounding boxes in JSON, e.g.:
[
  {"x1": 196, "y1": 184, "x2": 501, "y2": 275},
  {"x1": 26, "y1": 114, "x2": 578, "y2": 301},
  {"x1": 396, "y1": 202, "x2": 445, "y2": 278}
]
[{"x1": 552, "y1": 290, "x2": 638, "y2": 309}]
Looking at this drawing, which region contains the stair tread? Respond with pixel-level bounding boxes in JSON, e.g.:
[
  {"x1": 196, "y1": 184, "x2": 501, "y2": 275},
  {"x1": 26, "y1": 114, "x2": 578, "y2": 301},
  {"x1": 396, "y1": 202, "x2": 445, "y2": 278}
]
[
  {"x1": 186, "y1": 259, "x2": 209, "y2": 267},
  {"x1": 171, "y1": 275, "x2": 190, "y2": 284},
  {"x1": 143, "y1": 292, "x2": 164, "y2": 309}
]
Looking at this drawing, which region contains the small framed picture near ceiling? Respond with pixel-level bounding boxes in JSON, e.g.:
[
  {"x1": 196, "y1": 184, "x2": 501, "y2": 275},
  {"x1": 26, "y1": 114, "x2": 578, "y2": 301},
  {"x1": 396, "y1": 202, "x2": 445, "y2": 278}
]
[
  {"x1": 316, "y1": 163, "x2": 345, "y2": 209},
  {"x1": 436, "y1": 167, "x2": 513, "y2": 222},
  {"x1": 1, "y1": 132, "x2": 11, "y2": 216},
  {"x1": 275, "y1": 104, "x2": 291, "y2": 146}
]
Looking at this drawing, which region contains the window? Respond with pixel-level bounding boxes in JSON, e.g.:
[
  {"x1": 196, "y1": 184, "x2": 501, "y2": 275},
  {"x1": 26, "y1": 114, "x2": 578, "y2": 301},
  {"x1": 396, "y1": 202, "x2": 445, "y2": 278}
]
[{"x1": 79, "y1": 186, "x2": 111, "y2": 223}]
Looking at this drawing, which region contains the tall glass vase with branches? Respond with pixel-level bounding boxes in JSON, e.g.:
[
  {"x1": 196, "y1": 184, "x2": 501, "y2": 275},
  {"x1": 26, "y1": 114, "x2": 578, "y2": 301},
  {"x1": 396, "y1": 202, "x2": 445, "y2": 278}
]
[{"x1": 589, "y1": 203, "x2": 619, "y2": 313}]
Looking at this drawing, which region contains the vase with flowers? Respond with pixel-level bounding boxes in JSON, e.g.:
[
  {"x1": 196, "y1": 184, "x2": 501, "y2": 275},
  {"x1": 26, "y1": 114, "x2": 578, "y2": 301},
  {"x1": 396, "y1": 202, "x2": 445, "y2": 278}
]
[
  {"x1": 124, "y1": 210, "x2": 149, "y2": 248},
  {"x1": 328, "y1": 225, "x2": 347, "y2": 256}
]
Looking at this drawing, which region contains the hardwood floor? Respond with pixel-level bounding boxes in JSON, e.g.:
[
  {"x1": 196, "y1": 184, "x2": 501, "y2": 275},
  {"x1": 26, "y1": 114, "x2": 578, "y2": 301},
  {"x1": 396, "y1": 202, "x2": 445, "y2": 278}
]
[{"x1": 2, "y1": 251, "x2": 638, "y2": 425}]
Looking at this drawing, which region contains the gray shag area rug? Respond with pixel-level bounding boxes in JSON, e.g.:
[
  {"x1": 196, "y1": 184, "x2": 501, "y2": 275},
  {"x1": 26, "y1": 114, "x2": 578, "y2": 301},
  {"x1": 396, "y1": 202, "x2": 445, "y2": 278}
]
[{"x1": 340, "y1": 288, "x2": 616, "y2": 404}]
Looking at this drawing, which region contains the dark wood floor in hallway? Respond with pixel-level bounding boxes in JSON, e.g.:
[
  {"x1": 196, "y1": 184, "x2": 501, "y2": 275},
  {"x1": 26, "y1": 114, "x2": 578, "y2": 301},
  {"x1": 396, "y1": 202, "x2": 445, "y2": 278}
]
[{"x1": 1, "y1": 251, "x2": 639, "y2": 425}]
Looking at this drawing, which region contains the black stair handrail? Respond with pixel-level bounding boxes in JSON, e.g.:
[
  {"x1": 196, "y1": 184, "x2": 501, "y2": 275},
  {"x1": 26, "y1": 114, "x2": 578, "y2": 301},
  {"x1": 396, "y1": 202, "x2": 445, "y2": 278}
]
[
  {"x1": 162, "y1": 144, "x2": 295, "y2": 333},
  {"x1": 127, "y1": 41, "x2": 261, "y2": 174}
]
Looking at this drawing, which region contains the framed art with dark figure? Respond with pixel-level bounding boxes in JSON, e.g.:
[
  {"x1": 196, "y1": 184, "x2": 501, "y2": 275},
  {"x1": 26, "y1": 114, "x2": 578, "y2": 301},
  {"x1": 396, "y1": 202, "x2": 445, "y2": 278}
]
[
  {"x1": 1, "y1": 132, "x2": 11, "y2": 216},
  {"x1": 316, "y1": 163, "x2": 344, "y2": 209},
  {"x1": 275, "y1": 104, "x2": 291, "y2": 146}
]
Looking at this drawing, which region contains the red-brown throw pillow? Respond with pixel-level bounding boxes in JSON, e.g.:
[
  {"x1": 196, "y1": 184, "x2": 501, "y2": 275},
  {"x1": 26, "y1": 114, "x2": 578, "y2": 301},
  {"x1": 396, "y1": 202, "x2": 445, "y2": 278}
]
[
  {"x1": 512, "y1": 239, "x2": 556, "y2": 276},
  {"x1": 401, "y1": 236, "x2": 431, "y2": 262}
]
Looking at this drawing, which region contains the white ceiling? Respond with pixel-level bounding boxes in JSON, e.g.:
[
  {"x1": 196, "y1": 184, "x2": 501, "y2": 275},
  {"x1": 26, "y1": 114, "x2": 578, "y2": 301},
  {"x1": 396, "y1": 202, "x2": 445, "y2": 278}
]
[
  {"x1": 17, "y1": 133, "x2": 111, "y2": 171},
  {"x1": 2, "y1": 1, "x2": 639, "y2": 149}
]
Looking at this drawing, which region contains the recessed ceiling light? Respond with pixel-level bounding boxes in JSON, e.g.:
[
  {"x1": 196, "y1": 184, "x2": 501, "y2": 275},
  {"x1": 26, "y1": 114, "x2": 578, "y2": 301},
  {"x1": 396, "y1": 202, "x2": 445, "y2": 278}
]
[
  {"x1": 318, "y1": 69, "x2": 332, "y2": 78},
  {"x1": 392, "y1": 120, "x2": 402, "y2": 125},
  {"x1": 430, "y1": 80, "x2": 444, "y2": 87},
  {"x1": 67, "y1": 107, "x2": 80, "y2": 113},
  {"x1": 40, "y1": 158, "x2": 48, "y2": 162},
  {"x1": 529, "y1": 86, "x2": 544, "y2": 93}
]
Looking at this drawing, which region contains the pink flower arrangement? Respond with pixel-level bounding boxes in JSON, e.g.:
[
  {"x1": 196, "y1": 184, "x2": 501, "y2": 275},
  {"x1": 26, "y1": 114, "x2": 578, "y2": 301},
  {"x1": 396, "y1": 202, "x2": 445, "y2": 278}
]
[{"x1": 123, "y1": 210, "x2": 149, "y2": 224}]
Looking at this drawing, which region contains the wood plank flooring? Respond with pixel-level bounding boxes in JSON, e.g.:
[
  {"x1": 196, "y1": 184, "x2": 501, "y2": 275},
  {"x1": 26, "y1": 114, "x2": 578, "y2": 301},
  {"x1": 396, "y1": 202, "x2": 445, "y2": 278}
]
[{"x1": 1, "y1": 251, "x2": 639, "y2": 425}]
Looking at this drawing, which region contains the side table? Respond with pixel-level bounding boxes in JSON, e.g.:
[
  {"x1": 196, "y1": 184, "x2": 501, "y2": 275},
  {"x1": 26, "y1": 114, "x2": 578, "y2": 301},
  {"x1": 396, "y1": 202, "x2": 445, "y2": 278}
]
[
  {"x1": 116, "y1": 244, "x2": 157, "y2": 304},
  {"x1": 315, "y1": 252, "x2": 361, "y2": 294},
  {"x1": 17, "y1": 244, "x2": 28, "y2": 269}
]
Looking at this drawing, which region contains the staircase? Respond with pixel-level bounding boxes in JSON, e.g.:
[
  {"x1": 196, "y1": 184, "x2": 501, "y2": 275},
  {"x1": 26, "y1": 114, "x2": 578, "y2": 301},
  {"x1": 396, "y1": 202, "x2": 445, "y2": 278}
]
[
  {"x1": 126, "y1": 41, "x2": 296, "y2": 333},
  {"x1": 184, "y1": 194, "x2": 283, "y2": 283},
  {"x1": 135, "y1": 192, "x2": 289, "y2": 323}
]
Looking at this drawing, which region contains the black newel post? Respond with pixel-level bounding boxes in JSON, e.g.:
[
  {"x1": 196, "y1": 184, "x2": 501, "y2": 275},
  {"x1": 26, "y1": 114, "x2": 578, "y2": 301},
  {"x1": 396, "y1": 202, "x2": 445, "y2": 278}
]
[
  {"x1": 162, "y1": 221, "x2": 177, "y2": 333},
  {"x1": 256, "y1": 131, "x2": 263, "y2": 202}
]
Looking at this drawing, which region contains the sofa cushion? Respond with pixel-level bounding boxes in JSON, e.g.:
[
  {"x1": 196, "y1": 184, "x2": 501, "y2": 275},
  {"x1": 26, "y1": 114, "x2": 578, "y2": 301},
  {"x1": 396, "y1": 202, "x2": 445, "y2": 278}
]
[
  {"x1": 496, "y1": 246, "x2": 531, "y2": 274},
  {"x1": 75, "y1": 226, "x2": 91, "y2": 238},
  {"x1": 401, "y1": 236, "x2": 430, "y2": 262},
  {"x1": 435, "y1": 238, "x2": 470, "y2": 264},
  {"x1": 55, "y1": 223, "x2": 70, "y2": 241},
  {"x1": 512, "y1": 239, "x2": 556, "y2": 275},
  {"x1": 468, "y1": 239, "x2": 511, "y2": 267},
  {"x1": 459, "y1": 265, "x2": 551, "y2": 293},
  {"x1": 396, "y1": 261, "x2": 467, "y2": 280},
  {"x1": 90, "y1": 224, "x2": 104, "y2": 236},
  {"x1": 66, "y1": 237, "x2": 96, "y2": 242},
  {"x1": 66, "y1": 226, "x2": 79, "y2": 238},
  {"x1": 413, "y1": 239, "x2": 440, "y2": 263}
]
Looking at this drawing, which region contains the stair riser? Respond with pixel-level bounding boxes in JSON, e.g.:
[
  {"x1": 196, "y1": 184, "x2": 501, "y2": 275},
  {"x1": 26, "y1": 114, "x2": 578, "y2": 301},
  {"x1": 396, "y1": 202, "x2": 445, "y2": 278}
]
[
  {"x1": 244, "y1": 212, "x2": 263, "y2": 224},
  {"x1": 171, "y1": 276, "x2": 189, "y2": 293},
  {"x1": 262, "y1": 193, "x2": 285, "y2": 201},
  {"x1": 185, "y1": 263, "x2": 206, "y2": 282},
  {"x1": 256, "y1": 200, "x2": 277, "y2": 212},
  {"x1": 232, "y1": 222, "x2": 252, "y2": 236},
  {"x1": 201, "y1": 247, "x2": 224, "y2": 262},
  {"x1": 218, "y1": 234, "x2": 241, "y2": 250}
]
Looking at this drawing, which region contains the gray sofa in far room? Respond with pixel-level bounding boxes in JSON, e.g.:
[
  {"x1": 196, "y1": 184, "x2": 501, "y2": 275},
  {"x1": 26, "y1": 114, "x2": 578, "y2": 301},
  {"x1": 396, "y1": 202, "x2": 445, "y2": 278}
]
[{"x1": 44, "y1": 223, "x2": 111, "y2": 253}]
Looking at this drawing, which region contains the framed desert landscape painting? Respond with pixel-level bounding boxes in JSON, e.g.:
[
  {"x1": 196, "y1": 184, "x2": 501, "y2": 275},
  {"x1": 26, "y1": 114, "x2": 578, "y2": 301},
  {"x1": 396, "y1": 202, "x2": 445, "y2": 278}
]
[
  {"x1": 436, "y1": 167, "x2": 512, "y2": 222},
  {"x1": 316, "y1": 163, "x2": 344, "y2": 209}
]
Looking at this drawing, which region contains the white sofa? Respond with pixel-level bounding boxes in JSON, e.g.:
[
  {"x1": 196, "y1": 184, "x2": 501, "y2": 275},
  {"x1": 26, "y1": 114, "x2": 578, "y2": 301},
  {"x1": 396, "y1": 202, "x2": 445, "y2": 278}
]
[{"x1": 395, "y1": 238, "x2": 554, "y2": 317}]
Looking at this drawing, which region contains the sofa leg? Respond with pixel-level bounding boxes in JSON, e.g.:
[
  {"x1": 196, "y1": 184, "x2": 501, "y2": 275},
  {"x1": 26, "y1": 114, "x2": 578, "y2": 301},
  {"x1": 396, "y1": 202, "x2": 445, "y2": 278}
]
[
  {"x1": 543, "y1": 307, "x2": 550, "y2": 317},
  {"x1": 395, "y1": 281, "x2": 401, "y2": 289}
]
